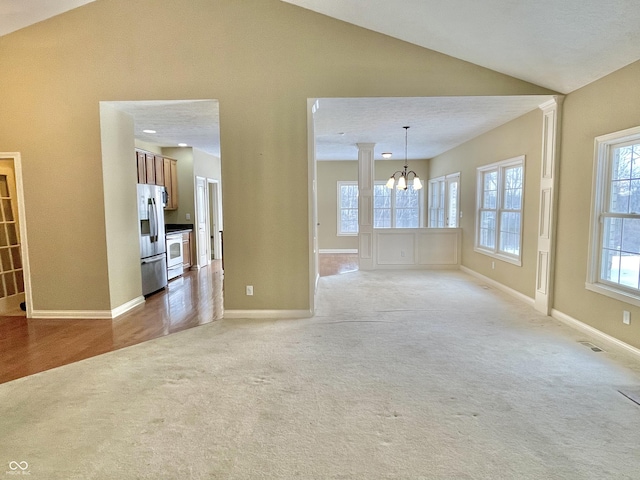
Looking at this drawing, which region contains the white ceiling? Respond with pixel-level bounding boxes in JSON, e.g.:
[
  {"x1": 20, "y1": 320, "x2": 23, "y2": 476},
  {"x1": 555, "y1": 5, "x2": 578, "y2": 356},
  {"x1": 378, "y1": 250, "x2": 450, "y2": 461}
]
[
  {"x1": 0, "y1": 0, "x2": 95, "y2": 37},
  {"x1": 314, "y1": 96, "x2": 552, "y2": 161},
  {"x1": 106, "y1": 100, "x2": 221, "y2": 157},
  {"x1": 282, "y1": 0, "x2": 640, "y2": 95},
  {"x1": 4, "y1": 0, "x2": 640, "y2": 161}
]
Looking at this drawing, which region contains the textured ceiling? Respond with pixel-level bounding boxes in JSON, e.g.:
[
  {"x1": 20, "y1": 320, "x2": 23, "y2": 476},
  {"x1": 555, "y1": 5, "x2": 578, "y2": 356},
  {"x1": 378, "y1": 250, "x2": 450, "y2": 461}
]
[
  {"x1": 5, "y1": 1, "x2": 638, "y2": 161},
  {"x1": 0, "y1": 0, "x2": 95, "y2": 36},
  {"x1": 314, "y1": 96, "x2": 553, "y2": 161},
  {"x1": 105, "y1": 100, "x2": 221, "y2": 157},
  {"x1": 282, "y1": 0, "x2": 640, "y2": 94}
]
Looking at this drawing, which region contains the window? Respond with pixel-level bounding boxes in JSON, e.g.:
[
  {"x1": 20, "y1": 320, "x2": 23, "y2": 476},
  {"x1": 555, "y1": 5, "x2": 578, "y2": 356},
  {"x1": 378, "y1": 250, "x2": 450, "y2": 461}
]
[
  {"x1": 428, "y1": 173, "x2": 460, "y2": 228},
  {"x1": 373, "y1": 183, "x2": 392, "y2": 228},
  {"x1": 337, "y1": 181, "x2": 423, "y2": 234},
  {"x1": 373, "y1": 183, "x2": 421, "y2": 228},
  {"x1": 338, "y1": 181, "x2": 359, "y2": 235},
  {"x1": 587, "y1": 126, "x2": 640, "y2": 306},
  {"x1": 475, "y1": 156, "x2": 524, "y2": 265}
]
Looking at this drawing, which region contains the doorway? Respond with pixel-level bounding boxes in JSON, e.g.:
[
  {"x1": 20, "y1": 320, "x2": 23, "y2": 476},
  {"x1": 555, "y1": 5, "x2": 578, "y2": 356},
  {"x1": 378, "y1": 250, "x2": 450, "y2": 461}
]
[
  {"x1": 0, "y1": 154, "x2": 31, "y2": 317},
  {"x1": 207, "y1": 179, "x2": 222, "y2": 261}
]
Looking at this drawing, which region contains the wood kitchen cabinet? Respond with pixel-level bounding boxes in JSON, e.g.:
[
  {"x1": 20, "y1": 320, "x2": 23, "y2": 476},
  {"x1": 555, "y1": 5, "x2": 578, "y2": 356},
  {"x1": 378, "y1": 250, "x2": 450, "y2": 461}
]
[
  {"x1": 136, "y1": 151, "x2": 146, "y2": 183},
  {"x1": 135, "y1": 149, "x2": 178, "y2": 210},
  {"x1": 154, "y1": 155, "x2": 164, "y2": 185},
  {"x1": 145, "y1": 153, "x2": 156, "y2": 184},
  {"x1": 163, "y1": 157, "x2": 179, "y2": 210},
  {"x1": 182, "y1": 231, "x2": 192, "y2": 269}
]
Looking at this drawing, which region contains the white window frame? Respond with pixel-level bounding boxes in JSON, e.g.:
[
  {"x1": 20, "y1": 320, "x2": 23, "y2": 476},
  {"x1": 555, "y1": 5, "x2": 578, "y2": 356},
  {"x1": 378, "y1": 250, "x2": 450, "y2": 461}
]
[
  {"x1": 428, "y1": 172, "x2": 460, "y2": 228},
  {"x1": 586, "y1": 126, "x2": 640, "y2": 307},
  {"x1": 373, "y1": 181, "x2": 424, "y2": 228},
  {"x1": 337, "y1": 180, "x2": 424, "y2": 234},
  {"x1": 474, "y1": 156, "x2": 525, "y2": 266},
  {"x1": 337, "y1": 181, "x2": 359, "y2": 236}
]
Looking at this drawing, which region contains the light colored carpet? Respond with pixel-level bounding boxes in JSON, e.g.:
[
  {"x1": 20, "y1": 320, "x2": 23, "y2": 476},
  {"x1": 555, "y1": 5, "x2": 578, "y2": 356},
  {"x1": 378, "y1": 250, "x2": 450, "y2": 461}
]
[{"x1": 2, "y1": 270, "x2": 640, "y2": 479}]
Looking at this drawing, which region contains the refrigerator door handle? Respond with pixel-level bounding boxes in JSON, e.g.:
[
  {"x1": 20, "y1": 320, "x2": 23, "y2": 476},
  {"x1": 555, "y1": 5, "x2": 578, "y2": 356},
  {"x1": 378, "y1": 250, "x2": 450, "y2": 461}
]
[
  {"x1": 151, "y1": 198, "x2": 159, "y2": 243},
  {"x1": 142, "y1": 255, "x2": 165, "y2": 265},
  {"x1": 148, "y1": 198, "x2": 155, "y2": 243}
]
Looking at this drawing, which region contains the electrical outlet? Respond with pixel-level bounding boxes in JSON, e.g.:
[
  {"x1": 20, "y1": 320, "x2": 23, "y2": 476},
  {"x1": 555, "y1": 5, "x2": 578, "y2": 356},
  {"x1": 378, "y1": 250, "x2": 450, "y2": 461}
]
[
  {"x1": 400, "y1": 250, "x2": 405, "y2": 258},
  {"x1": 491, "y1": 261, "x2": 495, "y2": 269},
  {"x1": 186, "y1": 213, "x2": 191, "y2": 220},
  {"x1": 623, "y1": 310, "x2": 630, "y2": 325},
  {"x1": 246, "y1": 285, "x2": 253, "y2": 296}
]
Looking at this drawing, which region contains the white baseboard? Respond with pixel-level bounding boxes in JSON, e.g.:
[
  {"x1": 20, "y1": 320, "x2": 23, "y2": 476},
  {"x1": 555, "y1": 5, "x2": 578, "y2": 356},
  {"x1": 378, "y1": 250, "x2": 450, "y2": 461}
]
[
  {"x1": 319, "y1": 249, "x2": 358, "y2": 254},
  {"x1": 459, "y1": 265, "x2": 535, "y2": 306},
  {"x1": 224, "y1": 309, "x2": 312, "y2": 320},
  {"x1": 551, "y1": 309, "x2": 640, "y2": 360},
  {"x1": 30, "y1": 296, "x2": 145, "y2": 320},
  {"x1": 458, "y1": 266, "x2": 640, "y2": 361},
  {"x1": 111, "y1": 296, "x2": 146, "y2": 318}
]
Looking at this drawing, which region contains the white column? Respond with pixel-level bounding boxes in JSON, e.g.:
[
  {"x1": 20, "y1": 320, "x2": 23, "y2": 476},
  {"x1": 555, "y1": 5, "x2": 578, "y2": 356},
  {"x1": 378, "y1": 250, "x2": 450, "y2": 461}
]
[
  {"x1": 535, "y1": 97, "x2": 563, "y2": 315},
  {"x1": 357, "y1": 143, "x2": 375, "y2": 270}
]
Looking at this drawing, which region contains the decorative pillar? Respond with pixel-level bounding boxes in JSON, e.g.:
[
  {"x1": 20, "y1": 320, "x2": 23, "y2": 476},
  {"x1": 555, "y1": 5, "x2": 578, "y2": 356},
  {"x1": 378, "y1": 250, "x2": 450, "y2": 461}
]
[
  {"x1": 535, "y1": 97, "x2": 563, "y2": 315},
  {"x1": 357, "y1": 143, "x2": 375, "y2": 270}
]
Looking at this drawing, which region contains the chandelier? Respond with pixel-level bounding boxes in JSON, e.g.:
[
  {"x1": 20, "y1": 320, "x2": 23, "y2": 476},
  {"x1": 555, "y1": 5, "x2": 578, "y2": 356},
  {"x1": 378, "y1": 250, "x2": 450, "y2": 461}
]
[{"x1": 385, "y1": 126, "x2": 423, "y2": 191}]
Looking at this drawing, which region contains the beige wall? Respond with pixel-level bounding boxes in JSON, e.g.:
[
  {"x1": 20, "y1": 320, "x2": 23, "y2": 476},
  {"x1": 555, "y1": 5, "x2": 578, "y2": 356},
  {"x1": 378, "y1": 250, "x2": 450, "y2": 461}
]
[
  {"x1": 100, "y1": 103, "x2": 142, "y2": 309},
  {"x1": 429, "y1": 109, "x2": 543, "y2": 298},
  {"x1": 134, "y1": 140, "x2": 162, "y2": 155},
  {"x1": 555, "y1": 60, "x2": 640, "y2": 349},
  {"x1": 317, "y1": 161, "x2": 358, "y2": 251},
  {"x1": 0, "y1": 0, "x2": 552, "y2": 314},
  {"x1": 162, "y1": 147, "x2": 194, "y2": 226},
  {"x1": 317, "y1": 159, "x2": 429, "y2": 250}
]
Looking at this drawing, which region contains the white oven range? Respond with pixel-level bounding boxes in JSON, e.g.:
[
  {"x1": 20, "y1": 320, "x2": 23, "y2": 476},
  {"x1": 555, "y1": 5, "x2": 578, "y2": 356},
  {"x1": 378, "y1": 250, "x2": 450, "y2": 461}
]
[{"x1": 166, "y1": 233, "x2": 184, "y2": 280}]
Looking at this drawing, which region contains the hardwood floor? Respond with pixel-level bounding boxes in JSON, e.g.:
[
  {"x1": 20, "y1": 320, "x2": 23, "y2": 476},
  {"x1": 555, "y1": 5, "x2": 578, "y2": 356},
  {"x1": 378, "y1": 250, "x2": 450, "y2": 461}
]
[
  {"x1": 319, "y1": 253, "x2": 358, "y2": 277},
  {"x1": 0, "y1": 255, "x2": 358, "y2": 385},
  {"x1": 0, "y1": 261, "x2": 223, "y2": 384}
]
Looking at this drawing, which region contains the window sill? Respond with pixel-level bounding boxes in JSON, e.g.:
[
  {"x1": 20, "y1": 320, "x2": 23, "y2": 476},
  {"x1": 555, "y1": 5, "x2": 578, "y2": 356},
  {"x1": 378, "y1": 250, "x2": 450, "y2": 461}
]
[
  {"x1": 474, "y1": 247, "x2": 522, "y2": 267},
  {"x1": 585, "y1": 282, "x2": 640, "y2": 309}
]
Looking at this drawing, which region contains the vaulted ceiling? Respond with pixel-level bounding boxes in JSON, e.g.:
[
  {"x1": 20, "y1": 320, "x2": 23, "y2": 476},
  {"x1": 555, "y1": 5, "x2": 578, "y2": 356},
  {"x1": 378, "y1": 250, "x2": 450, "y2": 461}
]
[{"x1": 3, "y1": 0, "x2": 640, "y2": 160}]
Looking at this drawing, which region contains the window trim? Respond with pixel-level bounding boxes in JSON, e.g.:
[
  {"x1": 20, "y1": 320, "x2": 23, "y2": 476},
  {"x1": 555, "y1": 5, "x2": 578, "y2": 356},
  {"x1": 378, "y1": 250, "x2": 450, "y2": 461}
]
[
  {"x1": 428, "y1": 172, "x2": 460, "y2": 228},
  {"x1": 586, "y1": 125, "x2": 640, "y2": 308},
  {"x1": 337, "y1": 180, "x2": 425, "y2": 234},
  {"x1": 337, "y1": 181, "x2": 359, "y2": 236},
  {"x1": 373, "y1": 181, "x2": 425, "y2": 228},
  {"x1": 474, "y1": 156, "x2": 525, "y2": 266}
]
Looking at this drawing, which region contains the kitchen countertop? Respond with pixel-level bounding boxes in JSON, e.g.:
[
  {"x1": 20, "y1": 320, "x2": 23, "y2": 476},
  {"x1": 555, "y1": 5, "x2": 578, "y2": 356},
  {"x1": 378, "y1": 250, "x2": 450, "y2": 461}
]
[{"x1": 165, "y1": 223, "x2": 193, "y2": 234}]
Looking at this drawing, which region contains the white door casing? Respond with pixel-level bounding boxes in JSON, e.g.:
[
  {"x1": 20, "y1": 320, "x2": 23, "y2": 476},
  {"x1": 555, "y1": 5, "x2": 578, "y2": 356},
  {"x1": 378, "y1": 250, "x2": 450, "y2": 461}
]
[
  {"x1": 0, "y1": 153, "x2": 31, "y2": 317},
  {"x1": 196, "y1": 176, "x2": 208, "y2": 267}
]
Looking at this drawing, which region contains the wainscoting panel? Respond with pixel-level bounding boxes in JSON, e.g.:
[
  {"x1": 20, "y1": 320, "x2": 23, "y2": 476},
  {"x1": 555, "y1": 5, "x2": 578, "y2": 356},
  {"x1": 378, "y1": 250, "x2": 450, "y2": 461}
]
[{"x1": 374, "y1": 228, "x2": 460, "y2": 269}]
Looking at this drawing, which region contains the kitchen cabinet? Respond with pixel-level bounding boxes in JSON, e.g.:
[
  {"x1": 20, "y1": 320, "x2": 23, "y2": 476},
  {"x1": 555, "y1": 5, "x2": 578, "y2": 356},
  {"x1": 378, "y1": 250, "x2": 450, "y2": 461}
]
[
  {"x1": 163, "y1": 157, "x2": 179, "y2": 210},
  {"x1": 145, "y1": 153, "x2": 156, "y2": 184},
  {"x1": 135, "y1": 149, "x2": 178, "y2": 210},
  {"x1": 182, "y1": 231, "x2": 192, "y2": 269},
  {"x1": 136, "y1": 151, "x2": 146, "y2": 183},
  {"x1": 154, "y1": 155, "x2": 164, "y2": 185}
]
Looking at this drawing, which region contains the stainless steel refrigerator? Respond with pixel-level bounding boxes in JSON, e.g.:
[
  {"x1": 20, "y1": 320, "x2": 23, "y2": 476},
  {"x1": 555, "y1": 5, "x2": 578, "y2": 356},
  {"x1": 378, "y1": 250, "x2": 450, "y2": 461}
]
[{"x1": 137, "y1": 184, "x2": 168, "y2": 296}]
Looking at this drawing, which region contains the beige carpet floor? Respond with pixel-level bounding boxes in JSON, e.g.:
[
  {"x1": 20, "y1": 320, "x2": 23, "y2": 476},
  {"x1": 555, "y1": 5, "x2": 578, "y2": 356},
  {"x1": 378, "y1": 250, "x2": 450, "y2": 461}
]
[{"x1": 2, "y1": 270, "x2": 640, "y2": 479}]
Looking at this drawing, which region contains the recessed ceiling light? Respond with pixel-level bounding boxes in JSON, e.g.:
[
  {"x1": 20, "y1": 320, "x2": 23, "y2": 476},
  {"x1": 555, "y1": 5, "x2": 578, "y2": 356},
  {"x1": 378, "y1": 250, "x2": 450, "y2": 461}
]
[
  {"x1": 178, "y1": 143, "x2": 188, "y2": 147},
  {"x1": 142, "y1": 129, "x2": 156, "y2": 134}
]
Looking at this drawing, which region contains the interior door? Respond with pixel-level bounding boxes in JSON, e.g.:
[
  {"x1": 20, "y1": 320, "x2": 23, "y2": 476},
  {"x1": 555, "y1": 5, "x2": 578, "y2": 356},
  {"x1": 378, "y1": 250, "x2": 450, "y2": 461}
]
[
  {"x1": 196, "y1": 177, "x2": 208, "y2": 267},
  {"x1": 0, "y1": 161, "x2": 24, "y2": 315}
]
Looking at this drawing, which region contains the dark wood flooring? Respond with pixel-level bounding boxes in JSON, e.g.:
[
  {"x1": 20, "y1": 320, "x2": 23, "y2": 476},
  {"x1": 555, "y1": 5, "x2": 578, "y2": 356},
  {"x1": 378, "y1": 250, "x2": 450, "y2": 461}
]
[
  {"x1": 0, "y1": 255, "x2": 357, "y2": 385},
  {"x1": 0, "y1": 261, "x2": 223, "y2": 384}
]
